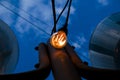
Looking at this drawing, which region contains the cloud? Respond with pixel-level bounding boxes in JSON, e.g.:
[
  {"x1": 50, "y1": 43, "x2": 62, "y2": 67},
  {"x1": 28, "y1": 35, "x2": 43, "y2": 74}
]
[
  {"x1": 70, "y1": 6, "x2": 75, "y2": 14},
  {"x1": 14, "y1": 18, "x2": 31, "y2": 34},
  {"x1": 54, "y1": 0, "x2": 76, "y2": 17},
  {"x1": 72, "y1": 42, "x2": 81, "y2": 48},
  {"x1": 77, "y1": 36, "x2": 86, "y2": 45},
  {"x1": 0, "y1": 1, "x2": 32, "y2": 35},
  {"x1": 97, "y1": 0, "x2": 109, "y2": 6},
  {"x1": 19, "y1": 0, "x2": 53, "y2": 23},
  {"x1": 10, "y1": 0, "x2": 52, "y2": 35},
  {"x1": 0, "y1": 1, "x2": 15, "y2": 25},
  {"x1": 71, "y1": 35, "x2": 86, "y2": 49},
  {"x1": 55, "y1": 0, "x2": 66, "y2": 6}
]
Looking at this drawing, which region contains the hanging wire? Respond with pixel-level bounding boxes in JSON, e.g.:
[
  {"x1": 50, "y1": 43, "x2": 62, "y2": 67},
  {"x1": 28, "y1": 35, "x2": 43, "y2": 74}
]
[
  {"x1": 51, "y1": 0, "x2": 70, "y2": 35},
  {"x1": 51, "y1": 0, "x2": 73, "y2": 35},
  {"x1": 51, "y1": 0, "x2": 57, "y2": 35},
  {"x1": 65, "y1": 0, "x2": 72, "y2": 26},
  {"x1": 56, "y1": 0, "x2": 70, "y2": 24},
  {"x1": 0, "y1": 2, "x2": 50, "y2": 36},
  {"x1": 58, "y1": 0, "x2": 72, "y2": 35}
]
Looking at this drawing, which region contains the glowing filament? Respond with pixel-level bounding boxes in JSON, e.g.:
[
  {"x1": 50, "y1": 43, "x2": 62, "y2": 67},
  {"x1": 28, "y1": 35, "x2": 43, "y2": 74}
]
[{"x1": 50, "y1": 31, "x2": 67, "y2": 49}]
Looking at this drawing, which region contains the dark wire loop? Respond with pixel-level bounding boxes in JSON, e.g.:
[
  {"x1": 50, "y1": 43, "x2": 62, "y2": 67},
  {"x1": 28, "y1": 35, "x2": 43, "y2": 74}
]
[
  {"x1": 51, "y1": 0, "x2": 72, "y2": 35},
  {"x1": 65, "y1": 0, "x2": 72, "y2": 25},
  {"x1": 56, "y1": 0, "x2": 70, "y2": 25},
  {"x1": 58, "y1": 0, "x2": 72, "y2": 35},
  {"x1": 51, "y1": 0, "x2": 57, "y2": 35}
]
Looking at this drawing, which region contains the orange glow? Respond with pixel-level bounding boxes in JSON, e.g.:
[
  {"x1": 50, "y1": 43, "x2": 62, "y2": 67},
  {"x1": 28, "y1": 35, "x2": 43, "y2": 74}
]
[{"x1": 50, "y1": 31, "x2": 67, "y2": 49}]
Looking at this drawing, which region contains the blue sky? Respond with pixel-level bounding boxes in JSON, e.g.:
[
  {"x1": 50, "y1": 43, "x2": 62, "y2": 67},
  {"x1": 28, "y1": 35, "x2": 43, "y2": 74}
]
[{"x1": 0, "y1": 0, "x2": 120, "y2": 79}]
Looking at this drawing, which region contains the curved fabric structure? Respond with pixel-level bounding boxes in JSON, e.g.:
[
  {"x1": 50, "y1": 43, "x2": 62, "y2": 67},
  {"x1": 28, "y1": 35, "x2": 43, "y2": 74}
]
[
  {"x1": 0, "y1": 19, "x2": 19, "y2": 74},
  {"x1": 89, "y1": 12, "x2": 120, "y2": 70}
]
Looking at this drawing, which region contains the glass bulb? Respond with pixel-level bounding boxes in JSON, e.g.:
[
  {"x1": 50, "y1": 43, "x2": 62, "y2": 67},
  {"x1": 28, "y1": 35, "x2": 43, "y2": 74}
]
[{"x1": 50, "y1": 31, "x2": 67, "y2": 49}]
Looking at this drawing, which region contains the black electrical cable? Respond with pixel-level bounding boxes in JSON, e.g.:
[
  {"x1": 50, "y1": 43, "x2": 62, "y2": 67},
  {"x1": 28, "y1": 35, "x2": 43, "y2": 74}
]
[
  {"x1": 51, "y1": 0, "x2": 57, "y2": 35},
  {"x1": 58, "y1": 0, "x2": 72, "y2": 35},
  {"x1": 65, "y1": 0, "x2": 72, "y2": 26},
  {"x1": 51, "y1": 0, "x2": 72, "y2": 35},
  {"x1": 51, "y1": 0, "x2": 70, "y2": 35},
  {"x1": 56, "y1": 0, "x2": 70, "y2": 26}
]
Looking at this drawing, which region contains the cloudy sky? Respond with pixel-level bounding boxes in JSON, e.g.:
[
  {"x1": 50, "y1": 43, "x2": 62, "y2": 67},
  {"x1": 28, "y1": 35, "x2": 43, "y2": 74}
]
[{"x1": 0, "y1": 0, "x2": 120, "y2": 79}]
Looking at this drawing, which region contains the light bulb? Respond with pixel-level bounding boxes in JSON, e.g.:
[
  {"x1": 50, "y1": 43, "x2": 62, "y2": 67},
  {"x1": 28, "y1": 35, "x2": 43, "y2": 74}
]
[{"x1": 50, "y1": 31, "x2": 67, "y2": 49}]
